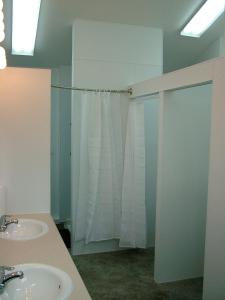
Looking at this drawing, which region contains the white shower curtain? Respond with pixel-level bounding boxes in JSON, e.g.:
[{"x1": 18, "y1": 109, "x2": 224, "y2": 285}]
[
  {"x1": 72, "y1": 92, "x2": 146, "y2": 248},
  {"x1": 120, "y1": 101, "x2": 146, "y2": 248},
  {"x1": 72, "y1": 91, "x2": 125, "y2": 244}
]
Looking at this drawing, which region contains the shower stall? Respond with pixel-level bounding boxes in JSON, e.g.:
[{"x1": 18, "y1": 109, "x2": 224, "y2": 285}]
[
  {"x1": 50, "y1": 56, "x2": 225, "y2": 299},
  {"x1": 50, "y1": 18, "x2": 225, "y2": 299},
  {"x1": 70, "y1": 90, "x2": 159, "y2": 254}
]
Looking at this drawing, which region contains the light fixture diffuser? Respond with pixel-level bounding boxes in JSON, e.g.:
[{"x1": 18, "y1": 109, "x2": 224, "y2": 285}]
[
  {"x1": 12, "y1": 0, "x2": 42, "y2": 55},
  {"x1": 181, "y1": 0, "x2": 225, "y2": 38}
]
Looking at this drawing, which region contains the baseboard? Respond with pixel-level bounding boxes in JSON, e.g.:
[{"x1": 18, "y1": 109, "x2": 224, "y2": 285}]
[{"x1": 71, "y1": 239, "x2": 126, "y2": 255}]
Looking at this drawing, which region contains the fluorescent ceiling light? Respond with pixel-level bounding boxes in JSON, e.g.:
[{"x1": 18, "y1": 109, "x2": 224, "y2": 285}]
[
  {"x1": 181, "y1": 0, "x2": 225, "y2": 38},
  {"x1": 12, "y1": 0, "x2": 42, "y2": 55}
]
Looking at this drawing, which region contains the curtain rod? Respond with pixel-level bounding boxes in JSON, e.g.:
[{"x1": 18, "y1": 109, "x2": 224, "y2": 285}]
[{"x1": 51, "y1": 84, "x2": 133, "y2": 95}]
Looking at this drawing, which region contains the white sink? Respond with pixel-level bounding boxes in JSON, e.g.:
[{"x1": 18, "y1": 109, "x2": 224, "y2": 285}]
[
  {"x1": 0, "y1": 264, "x2": 74, "y2": 300},
  {"x1": 0, "y1": 219, "x2": 49, "y2": 241}
]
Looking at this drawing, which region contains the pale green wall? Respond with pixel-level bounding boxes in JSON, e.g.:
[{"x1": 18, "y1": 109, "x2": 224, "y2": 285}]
[
  {"x1": 196, "y1": 36, "x2": 225, "y2": 64},
  {"x1": 51, "y1": 66, "x2": 72, "y2": 222},
  {"x1": 144, "y1": 97, "x2": 160, "y2": 247},
  {"x1": 155, "y1": 84, "x2": 212, "y2": 282}
]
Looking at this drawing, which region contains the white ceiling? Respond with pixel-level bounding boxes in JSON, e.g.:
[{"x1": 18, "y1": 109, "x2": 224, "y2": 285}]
[{"x1": 2, "y1": 0, "x2": 224, "y2": 72}]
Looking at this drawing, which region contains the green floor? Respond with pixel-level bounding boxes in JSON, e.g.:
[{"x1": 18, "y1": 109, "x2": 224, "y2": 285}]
[{"x1": 73, "y1": 248, "x2": 203, "y2": 300}]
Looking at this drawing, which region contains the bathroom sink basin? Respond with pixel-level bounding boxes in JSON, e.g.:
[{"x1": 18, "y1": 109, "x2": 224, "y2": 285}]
[
  {"x1": 0, "y1": 219, "x2": 49, "y2": 241},
  {"x1": 0, "y1": 264, "x2": 74, "y2": 300}
]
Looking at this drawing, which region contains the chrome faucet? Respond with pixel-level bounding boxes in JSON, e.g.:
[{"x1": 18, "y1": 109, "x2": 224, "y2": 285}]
[
  {"x1": 0, "y1": 215, "x2": 18, "y2": 232},
  {"x1": 0, "y1": 266, "x2": 24, "y2": 290}
]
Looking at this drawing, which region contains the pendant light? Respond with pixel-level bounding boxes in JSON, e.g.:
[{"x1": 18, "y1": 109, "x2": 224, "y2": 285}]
[{"x1": 0, "y1": 0, "x2": 7, "y2": 69}]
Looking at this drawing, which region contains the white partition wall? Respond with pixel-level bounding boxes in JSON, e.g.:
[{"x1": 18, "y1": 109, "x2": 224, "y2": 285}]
[
  {"x1": 154, "y1": 85, "x2": 212, "y2": 282},
  {"x1": 203, "y1": 58, "x2": 225, "y2": 300},
  {"x1": 130, "y1": 57, "x2": 225, "y2": 299}
]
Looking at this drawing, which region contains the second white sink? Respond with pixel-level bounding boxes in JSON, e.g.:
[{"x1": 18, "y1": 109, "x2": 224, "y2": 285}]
[
  {"x1": 0, "y1": 263, "x2": 74, "y2": 300},
  {"x1": 0, "y1": 219, "x2": 49, "y2": 241}
]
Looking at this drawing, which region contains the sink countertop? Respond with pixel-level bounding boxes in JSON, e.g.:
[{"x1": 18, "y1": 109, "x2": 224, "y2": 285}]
[{"x1": 0, "y1": 213, "x2": 91, "y2": 300}]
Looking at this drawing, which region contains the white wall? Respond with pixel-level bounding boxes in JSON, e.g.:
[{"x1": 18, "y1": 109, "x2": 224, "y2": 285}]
[
  {"x1": 155, "y1": 84, "x2": 212, "y2": 282},
  {"x1": 203, "y1": 58, "x2": 225, "y2": 300},
  {"x1": 72, "y1": 19, "x2": 163, "y2": 254},
  {"x1": 196, "y1": 36, "x2": 225, "y2": 64},
  {"x1": 72, "y1": 19, "x2": 163, "y2": 89},
  {"x1": 130, "y1": 56, "x2": 225, "y2": 299},
  {"x1": 0, "y1": 67, "x2": 51, "y2": 214}
]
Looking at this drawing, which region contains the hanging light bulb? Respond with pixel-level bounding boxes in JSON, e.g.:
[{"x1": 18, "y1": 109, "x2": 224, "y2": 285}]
[
  {"x1": 0, "y1": 32, "x2": 4, "y2": 43},
  {"x1": 0, "y1": 19, "x2": 4, "y2": 31},
  {"x1": 0, "y1": 24, "x2": 5, "y2": 43},
  {"x1": 0, "y1": 0, "x2": 6, "y2": 69},
  {"x1": 0, "y1": 5, "x2": 4, "y2": 43},
  {"x1": 0, "y1": 46, "x2": 6, "y2": 69}
]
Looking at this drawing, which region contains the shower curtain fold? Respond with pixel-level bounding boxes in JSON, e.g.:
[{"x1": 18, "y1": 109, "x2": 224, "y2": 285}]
[
  {"x1": 119, "y1": 101, "x2": 146, "y2": 248},
  {"x1": 72, "y1": 92, "x2": 124, "y2": 244}
]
